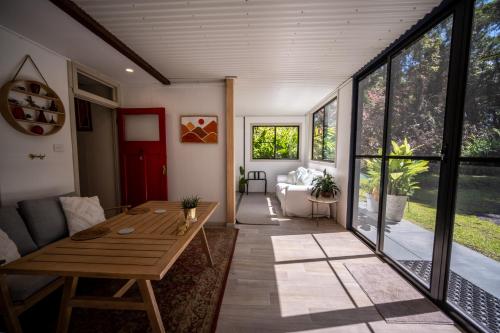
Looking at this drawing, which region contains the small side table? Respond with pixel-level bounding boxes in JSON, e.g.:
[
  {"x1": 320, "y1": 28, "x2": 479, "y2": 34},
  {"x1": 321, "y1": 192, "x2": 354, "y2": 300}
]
[
  {"x1": 246, "y1": 171, "x2": 267, "y2": 195},
  {"x1": 308, "y1": 196, "x2": 338, "y2": 226}
]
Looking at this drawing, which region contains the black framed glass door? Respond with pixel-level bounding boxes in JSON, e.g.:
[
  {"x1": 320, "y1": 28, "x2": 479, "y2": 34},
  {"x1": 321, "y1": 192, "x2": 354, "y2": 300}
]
[
  {"x1": 348, "y1": 0, "x2": 499, "y2": 332},
  {"x1": 380, "y1": 15, "x2": 454, "y2": 288},
  {"x1": 445, "y1": 1, "x2": 499, "y2": 331}
]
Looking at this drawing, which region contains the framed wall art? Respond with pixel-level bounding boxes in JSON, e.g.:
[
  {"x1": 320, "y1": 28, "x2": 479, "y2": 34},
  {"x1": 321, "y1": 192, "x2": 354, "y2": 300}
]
[{"x1": 180, "y1": 115, "x2": 218, "y2": 143}]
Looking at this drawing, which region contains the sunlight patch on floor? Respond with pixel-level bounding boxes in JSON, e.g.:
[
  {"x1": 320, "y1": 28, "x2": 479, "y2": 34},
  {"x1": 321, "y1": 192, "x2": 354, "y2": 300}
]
[
  {"x1": 274, "y1": 261, "x2": 355, "y2": 317},
  {"x1": 271, "y1": 234, "x2": 326, "y2": 262}
]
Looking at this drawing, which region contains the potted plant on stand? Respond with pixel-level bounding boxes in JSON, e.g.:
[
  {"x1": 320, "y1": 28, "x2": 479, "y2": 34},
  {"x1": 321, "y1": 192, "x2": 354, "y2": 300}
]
[
  {"x1": 238, "y1": 166, "x2": 247, "y2": 193},
  {"x1": 181, "y1": 195, "x2": 201, "y2": 221},
  {"x1": 310, "y1": 169, "x2": 340, "y2": 198},
  {"x1": 365, "y1": 139, "x2": 429, "y2": 222}
]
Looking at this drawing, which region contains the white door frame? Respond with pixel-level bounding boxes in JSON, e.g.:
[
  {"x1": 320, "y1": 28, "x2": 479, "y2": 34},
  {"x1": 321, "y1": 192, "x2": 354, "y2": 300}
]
[{"x1": 67, "y1": 61, "x2": 121, "y2": 204}]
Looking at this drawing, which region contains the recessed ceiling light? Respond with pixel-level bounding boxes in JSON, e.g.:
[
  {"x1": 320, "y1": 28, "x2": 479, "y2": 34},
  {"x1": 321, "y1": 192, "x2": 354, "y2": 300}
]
[{"x1": 125, "y1": 68, "x2": 134, "y2": 73}]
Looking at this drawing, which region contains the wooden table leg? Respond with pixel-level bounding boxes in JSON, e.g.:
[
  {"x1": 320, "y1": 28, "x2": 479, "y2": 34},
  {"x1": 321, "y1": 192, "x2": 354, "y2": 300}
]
[
  {"x1": 199, "y1": 226, "x2": 214, "y2": 267},
  {"x1": 56, "y1": 276, "x2": 78, "y2": 333},
  {"x1": 113, "y1": 279, "x2": 136, "y2": 298},
  {"x1": 137, "y1": 280, "x2": 165, "y2": 333},
  {"x1": 0, "y1": 275, "x2": 22, "y2": 333}
]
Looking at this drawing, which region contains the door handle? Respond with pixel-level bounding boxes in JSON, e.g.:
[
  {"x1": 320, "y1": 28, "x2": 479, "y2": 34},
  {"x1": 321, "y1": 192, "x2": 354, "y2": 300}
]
[
  {"x1": 162, "y1": 165, "x2": 167, "y2": 176},
  {"x1": 440, "y1": 144, "x2": 448, "y2": 162}
]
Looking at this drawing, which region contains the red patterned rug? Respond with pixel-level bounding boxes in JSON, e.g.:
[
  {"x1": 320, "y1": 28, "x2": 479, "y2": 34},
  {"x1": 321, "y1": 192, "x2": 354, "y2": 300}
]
[{"x1": 16, "y1": 227, "x2": 238, "y2": 333}]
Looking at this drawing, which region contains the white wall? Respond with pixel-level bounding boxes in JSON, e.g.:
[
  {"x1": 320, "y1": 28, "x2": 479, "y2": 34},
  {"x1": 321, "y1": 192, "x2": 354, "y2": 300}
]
[
  {"x1": 306, "y1": 79, "x2": 353, "y2": 227},
  {"x1": 0, "y1": 26, "x2": 74, "y2": 205},
  {"x1": 236, "y1": 116, "x2": 307, "y2": 192},
  {"x1": 120, "y1": 83, "x2": 226, "y2": 223}
]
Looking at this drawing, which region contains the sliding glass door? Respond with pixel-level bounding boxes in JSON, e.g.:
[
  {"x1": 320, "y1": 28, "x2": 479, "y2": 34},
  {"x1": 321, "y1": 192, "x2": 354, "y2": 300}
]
[
  {"x1": 381, "y1": 16, "x2": 453, "y2": 288},
  {"x1": 352, "y1": 65, "x2": 386, "y2": 244},
  {"x1": 446, "y1": 1, "x2": 499, "y2": 331},
  {"x1": 348, "y1": 0, "x2": 499, "y2": 332}
]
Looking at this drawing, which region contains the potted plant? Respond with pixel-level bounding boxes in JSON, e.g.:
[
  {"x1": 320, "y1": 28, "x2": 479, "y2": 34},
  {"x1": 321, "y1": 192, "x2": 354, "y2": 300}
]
[
  {"x1": 365, "y1": 139, "x2": 429, "y2": 221},
  {"x1": 310, "y1": 169, "x2": 340, "y2": 198},
  {"x1": 181, "y1": 195, "x2": 201, "y2": 220},
  {"x1": 363, "y1": 158, "x2": 381, "y2": 213},
  {"x1": 238, "y1": 166, "x2": 247, "y2": 193}
]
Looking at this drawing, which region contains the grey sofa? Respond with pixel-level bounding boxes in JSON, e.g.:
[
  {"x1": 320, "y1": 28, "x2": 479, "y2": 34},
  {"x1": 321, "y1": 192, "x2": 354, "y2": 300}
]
[{"x1": 0, "y1": 193, "x2": 72, "y2": 332}]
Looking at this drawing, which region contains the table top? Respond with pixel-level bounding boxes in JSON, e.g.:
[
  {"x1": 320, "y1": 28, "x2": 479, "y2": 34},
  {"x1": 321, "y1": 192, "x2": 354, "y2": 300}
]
[
  {"x1": 0, "y1": 201, "x2": 218, "y2": 280},
  {"x1": 307, "y1": 196, "x2": 339, "y2": 204}
]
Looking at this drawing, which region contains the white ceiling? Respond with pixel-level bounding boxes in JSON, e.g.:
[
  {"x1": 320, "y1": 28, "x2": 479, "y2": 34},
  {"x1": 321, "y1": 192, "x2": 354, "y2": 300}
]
[
  {"x1": 0, "y1": 0, "x2": 157, "y2": 85},
  {"x1": 1, "y1": 0, "x2": 442, "y2": 115}
]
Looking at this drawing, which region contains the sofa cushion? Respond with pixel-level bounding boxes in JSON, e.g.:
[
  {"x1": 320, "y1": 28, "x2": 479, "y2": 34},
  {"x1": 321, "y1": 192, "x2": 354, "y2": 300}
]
[
  {"x1": 0, "y1": 229, "x2": 20, "y2": 264},
  {"x1": 297, "y1": 172, "x2": 314, "y2": 186},
  {"x1": 287, "y1": 171, "x2": 297, "y2": 185},
  {"x1": 18, "y1": 196, "x2": 69, "y2": 247},
  {"x1": 59, "y1": 196, "x2": 106, "y2": 236},
  {"x1": 0, "y1": 207, "x2": 38, "y2": 256},
  {"x1": 6, "y1": 274, "x2": 57, "y2": 302}
]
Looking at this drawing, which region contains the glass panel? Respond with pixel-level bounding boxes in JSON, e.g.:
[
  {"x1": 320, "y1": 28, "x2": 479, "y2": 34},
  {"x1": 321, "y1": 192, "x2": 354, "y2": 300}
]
[
  {"x1": 447, "y1": 164, "x2": 500, "y2": 333},
  {"x1": 124, "y1": 114, "x2": 159, "y2": 141},
  {"x1": 276, "y1": 126, "x2": 299, "y2": 159},
  {"x1": 461, "y1": 0, "x2": 500, "y2": 158},
  {"x1": 387, "y1": 16, "x2": 453, "y2": 156},
  {"x1": 356, "y1": 65, "x2": 387, "y2": 155},
  {"x1": 381, "y1": 159, "x2": 441, "y2": 288},
  {"x1": 252, "y1": 126, "x2": 275, "y2": 159},
  {"x1": 312, "y1": 109, "x2": 324, "y2": 160},
  {"x1": 323, "y1": 100, "x2": 337, "y2": 161},
  {"x1": 77, "y1": 72, "x2": 115, "y2": 101},
  {"x1": 352, "y1": 158, "x2": 381, "y2": 244}
]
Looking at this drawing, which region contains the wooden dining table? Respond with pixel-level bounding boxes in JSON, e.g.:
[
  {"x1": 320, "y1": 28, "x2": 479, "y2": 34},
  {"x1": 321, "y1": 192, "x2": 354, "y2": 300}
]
[{"x1": 0, "y1": 201, "x2": 219, "y2": 333}]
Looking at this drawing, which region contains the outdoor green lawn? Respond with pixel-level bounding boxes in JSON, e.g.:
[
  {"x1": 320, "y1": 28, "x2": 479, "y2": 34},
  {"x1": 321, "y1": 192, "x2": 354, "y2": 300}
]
[
  {"x1": 407, "y1": 171, "x2": 500, "y2": 261},
  {"x1": 404, "y1": 202, "x2": 500, "y2": 261}
]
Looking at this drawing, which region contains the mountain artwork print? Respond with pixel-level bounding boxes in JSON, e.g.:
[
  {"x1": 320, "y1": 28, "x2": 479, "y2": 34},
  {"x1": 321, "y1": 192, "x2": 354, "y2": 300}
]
[{"x1": 180, "y1": 116, "x2": 218, "y2": 143}]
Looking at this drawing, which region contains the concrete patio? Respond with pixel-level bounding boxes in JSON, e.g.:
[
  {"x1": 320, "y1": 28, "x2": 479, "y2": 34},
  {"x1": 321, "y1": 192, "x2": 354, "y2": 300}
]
[{"x1": 354, "y1": 204, "x2": 500, "y2": 298}]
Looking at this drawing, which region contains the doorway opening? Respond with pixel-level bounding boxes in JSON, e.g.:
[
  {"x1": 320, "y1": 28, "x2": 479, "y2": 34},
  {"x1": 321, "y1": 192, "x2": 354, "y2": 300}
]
[{"x1": 75, "y1": 98, "x2": 120, "y2": 217}]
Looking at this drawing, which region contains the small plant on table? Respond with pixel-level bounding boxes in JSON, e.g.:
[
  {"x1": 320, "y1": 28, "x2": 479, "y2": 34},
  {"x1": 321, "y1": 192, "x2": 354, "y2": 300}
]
[{"x1": 181, "y1": 195, "x2": 201, "y2": 221}]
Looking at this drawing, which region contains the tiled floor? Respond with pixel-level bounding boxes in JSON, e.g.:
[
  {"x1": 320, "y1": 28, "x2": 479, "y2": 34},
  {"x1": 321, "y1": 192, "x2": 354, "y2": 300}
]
[{"x1": 217, "y1": 218, "x2": 463, "y2": 333}]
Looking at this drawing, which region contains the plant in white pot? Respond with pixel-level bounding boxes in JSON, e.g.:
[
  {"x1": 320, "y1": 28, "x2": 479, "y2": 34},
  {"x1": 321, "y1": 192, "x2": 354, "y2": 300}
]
[
  {"x1": 386, "y1": 139, "x2": 429, "y2": 221},
  {"x1": 363, "y1": 159, "x2": 381, "y2": 213},
  {"x1": 364, "y1": 139, "x2": 429, "y2": 221}
]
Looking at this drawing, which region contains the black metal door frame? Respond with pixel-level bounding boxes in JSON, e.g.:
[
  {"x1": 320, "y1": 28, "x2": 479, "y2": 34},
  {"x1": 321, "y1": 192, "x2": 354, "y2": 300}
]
[{"x1": 345, "y1": 0, "x2": 494, "y2": 332}]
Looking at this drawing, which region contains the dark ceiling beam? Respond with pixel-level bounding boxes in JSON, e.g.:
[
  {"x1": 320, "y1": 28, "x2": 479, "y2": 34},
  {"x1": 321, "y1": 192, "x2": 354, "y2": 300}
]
[{"x1": 49, "y1": 0, "x2": 170, "y2": 85}]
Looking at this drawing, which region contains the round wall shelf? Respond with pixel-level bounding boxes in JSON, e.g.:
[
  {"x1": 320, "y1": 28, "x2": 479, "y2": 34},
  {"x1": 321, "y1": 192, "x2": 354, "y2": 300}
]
[{"x1": 0, "y1": 79, "x2": 65, "y2": 136}]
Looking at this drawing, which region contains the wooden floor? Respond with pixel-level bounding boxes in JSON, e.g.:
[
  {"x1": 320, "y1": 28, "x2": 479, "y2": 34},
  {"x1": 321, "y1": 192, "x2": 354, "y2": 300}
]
[{"x1": 217, "y1": 218, "x2": 463, "y2": 333}]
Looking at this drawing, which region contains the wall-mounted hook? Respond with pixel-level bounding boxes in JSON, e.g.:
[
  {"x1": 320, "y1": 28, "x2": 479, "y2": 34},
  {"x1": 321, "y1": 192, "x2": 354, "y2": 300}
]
[{"x1": 29, "y1": 154, "x2": 46, "y2": 160}]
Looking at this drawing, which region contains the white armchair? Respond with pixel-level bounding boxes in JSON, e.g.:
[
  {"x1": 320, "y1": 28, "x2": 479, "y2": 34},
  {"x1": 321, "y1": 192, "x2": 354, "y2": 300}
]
[{"x1": 275, "y1": 167, "x2": 330, "y2": 217}]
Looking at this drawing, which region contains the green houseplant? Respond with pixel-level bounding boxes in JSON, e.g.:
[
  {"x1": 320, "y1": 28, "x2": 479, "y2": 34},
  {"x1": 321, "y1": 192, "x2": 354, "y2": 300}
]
[
  {"x1": 310, "y1": 169, "x2": 340, "y2": 198},
  {"x1": 181, "y1": 195, "x2": 201, "y2": 220},
  {"x1": 364, "y1": 138, "x2": 429, "y2": 221},
  {"x1": 238, "y1": 166, "x2": 247, "y2": 193}
]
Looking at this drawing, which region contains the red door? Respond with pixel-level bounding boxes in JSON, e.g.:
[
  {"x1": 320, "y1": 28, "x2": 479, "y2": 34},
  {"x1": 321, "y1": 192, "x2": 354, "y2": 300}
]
[{"x1": 117, "y1": 108, "x2": 167, "y2": 207}]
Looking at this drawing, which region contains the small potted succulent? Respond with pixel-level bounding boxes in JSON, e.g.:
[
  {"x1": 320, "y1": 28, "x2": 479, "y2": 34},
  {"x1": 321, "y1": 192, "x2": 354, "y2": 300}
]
[
  {"x1": 310, "y1": 169, "x2": 340, "y2": 198},
  {"x1": 181, "y1": 195, "x2": 201, "y2": 220}
]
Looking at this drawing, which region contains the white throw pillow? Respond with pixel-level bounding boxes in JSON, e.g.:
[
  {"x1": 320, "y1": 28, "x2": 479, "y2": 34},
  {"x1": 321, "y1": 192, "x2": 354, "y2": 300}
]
[
  {"x1": 297, "y1": 172, "x2": 314, "y2": 186},
  {"x1": 0, "y1": 229, "x2": 20, "y2": 264},
  {"x1": 296, "y1": 167, "x2": 307, "y2": 177},
  {"x1": 287, "y1": 171, "x2": 297, "y2": 185},
  {"x1": 59, "y1": 196, "x2": 106, "y2": 236}
]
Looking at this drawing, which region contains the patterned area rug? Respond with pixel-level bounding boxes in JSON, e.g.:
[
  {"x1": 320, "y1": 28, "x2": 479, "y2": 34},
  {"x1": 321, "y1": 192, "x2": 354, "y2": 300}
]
[{"x1": 15, "y1": 227, "x2": 238, "y2": 333}]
